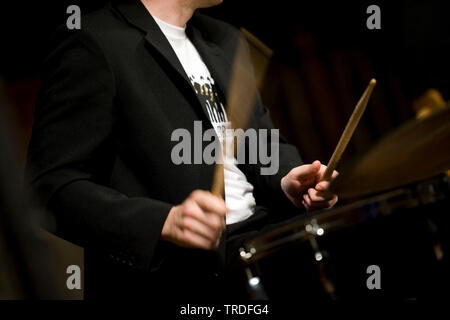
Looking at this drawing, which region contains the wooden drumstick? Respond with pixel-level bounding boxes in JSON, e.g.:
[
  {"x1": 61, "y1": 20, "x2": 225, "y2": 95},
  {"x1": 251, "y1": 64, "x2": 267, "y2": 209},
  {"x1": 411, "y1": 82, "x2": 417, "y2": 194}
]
[
  {"x1": 211, "y1": 163, "x2": 224, "y2": 197},
  {"x1": 321, "y1": 79, "x2": 377, "y2": 182},
  {"x1": 211, "y1": 34, "x2": 272, "y2": 197}
]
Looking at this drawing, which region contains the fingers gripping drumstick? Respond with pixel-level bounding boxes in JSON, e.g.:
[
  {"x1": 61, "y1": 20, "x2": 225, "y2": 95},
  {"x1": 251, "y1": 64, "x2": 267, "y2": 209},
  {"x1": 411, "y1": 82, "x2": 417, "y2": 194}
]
[{"x1": 321, "y1": 79, "x2": 377, "y2": 182}]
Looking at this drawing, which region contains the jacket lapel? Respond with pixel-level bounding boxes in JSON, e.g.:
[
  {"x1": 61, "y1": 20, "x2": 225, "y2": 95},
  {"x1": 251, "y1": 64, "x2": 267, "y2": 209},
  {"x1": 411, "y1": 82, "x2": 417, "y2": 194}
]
[
  {"x1": 113, "y1": 1, "x2": 242, "y2": 130},
  {"x1": 114, "y1": 1, "x2": 214, "y2": 123},
  {"x1": 114, "y1": 1, "x2": 190, "y2": 83}
]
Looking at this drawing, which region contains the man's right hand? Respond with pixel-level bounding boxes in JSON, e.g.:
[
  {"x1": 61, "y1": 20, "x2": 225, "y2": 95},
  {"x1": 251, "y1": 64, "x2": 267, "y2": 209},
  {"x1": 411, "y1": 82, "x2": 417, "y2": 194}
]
[{"x1": 161, "y1": 190, "x2": 227, "y2": 250}]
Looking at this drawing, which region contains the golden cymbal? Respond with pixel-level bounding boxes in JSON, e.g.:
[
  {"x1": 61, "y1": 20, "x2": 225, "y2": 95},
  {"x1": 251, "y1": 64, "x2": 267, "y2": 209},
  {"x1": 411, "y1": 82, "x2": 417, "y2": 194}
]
[{"x1": 330, "y1": 105, "x2": 450, "y2": 199}]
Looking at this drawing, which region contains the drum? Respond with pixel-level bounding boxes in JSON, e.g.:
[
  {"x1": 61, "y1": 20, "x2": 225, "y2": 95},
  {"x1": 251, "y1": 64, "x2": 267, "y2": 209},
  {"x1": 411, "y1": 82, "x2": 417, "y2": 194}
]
[{"x1": 239, "y1": 175, "x2": 450, "y2": 300}]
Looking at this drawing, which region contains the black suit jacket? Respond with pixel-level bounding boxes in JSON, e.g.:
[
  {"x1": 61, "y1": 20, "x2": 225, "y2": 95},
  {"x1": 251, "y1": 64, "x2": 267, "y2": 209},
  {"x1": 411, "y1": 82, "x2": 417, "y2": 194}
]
[{"x1": 26, "y1": 0, "x2": 303, "y2": 299}]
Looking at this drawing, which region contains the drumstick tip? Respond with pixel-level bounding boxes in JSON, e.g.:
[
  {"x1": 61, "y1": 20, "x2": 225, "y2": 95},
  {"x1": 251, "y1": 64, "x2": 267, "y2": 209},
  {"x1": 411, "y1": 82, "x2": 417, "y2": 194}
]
[{"x1": 370, "y1": 78, "x2": 377, "y2": 86}]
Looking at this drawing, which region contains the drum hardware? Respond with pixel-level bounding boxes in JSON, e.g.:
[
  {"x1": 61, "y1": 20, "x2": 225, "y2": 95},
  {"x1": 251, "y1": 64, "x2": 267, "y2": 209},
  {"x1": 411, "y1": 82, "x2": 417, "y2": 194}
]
[
  {"x1": 239, "y1": 174, "x2": 450, "y2": 300},
  {"x1": 414, "y1": 176, "x2": 450, "y2": 262},
  {"x1": 359, "y1": 188, "x2": 418, "y2": 219},
  {"x1": 240, "y1": 188, "x2": 411, "y2": 264},
  {"x1": 239, "y1": 246, "x2": 256, "y2": 261},
  {"x1": 415, "y1": 175, "x2": 450, "y2": 205},
  {"x1": 240, "y1": 218, "x2": 339, "y2": 300},
  {"x1": 426, "y1": 218, "x2": 444, "y2": 262},
  {"x1": 239, "y1": 248, "x2": 269, "y2": 299},
  {"x1": 241, "y1": 261, "x2": 268, "y2": 300},
  {"x1": 305, "y1": 219, "x2": 325, "y2": 237},
  {"x1": 305, "y1": 220, "x2": 337, "y2": 300}
]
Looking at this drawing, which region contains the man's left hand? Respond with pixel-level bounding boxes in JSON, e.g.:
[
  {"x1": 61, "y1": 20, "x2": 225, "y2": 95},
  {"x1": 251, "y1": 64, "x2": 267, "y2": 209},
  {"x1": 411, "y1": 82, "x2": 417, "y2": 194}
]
[{"x1": 281, "y1": 160, "x2": 339, "y2": 212}]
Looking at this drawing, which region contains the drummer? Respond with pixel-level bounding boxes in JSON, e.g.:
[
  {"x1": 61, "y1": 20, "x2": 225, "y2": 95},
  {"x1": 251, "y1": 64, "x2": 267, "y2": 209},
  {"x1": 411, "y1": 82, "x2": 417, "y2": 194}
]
[{"x1": 26, "y1": 0, "x2": 338, "y2": 300}]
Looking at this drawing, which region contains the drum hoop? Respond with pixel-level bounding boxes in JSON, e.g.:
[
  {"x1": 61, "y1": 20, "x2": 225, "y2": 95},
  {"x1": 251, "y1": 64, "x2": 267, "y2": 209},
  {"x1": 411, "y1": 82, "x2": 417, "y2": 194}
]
[{"x1": 241, "y1": 175, "x2": 450, "y2": 263}]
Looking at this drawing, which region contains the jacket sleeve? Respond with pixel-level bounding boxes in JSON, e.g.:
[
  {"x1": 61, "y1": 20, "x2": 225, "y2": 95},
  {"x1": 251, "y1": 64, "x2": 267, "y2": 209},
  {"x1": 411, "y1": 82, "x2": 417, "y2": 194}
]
[{"x1": 26, "y1": 27, "x2": 172, "y2": 272}]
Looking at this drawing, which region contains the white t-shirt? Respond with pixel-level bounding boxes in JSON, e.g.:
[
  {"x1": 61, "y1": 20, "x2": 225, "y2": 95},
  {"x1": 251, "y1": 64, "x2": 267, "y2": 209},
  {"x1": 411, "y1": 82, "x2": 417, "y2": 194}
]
[{"x1": 153, "y1": 16, "x2": 256, "y2": 224}]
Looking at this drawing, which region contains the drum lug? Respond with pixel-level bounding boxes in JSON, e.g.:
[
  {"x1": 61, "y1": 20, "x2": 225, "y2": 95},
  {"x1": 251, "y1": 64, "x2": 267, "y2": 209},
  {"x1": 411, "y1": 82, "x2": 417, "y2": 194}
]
[
  {"x1": 305, "y1": 219, "x2": 325, "y2": 236},
  {"x1": 305, "y1": 219, "x2": 337, "y2": 300},
  {"x1": 244, "y1": 266, "x2": 269, "y2": 300},
  {"x1": 239, "y1": 247, "x2": 256, "y2": 261}
]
